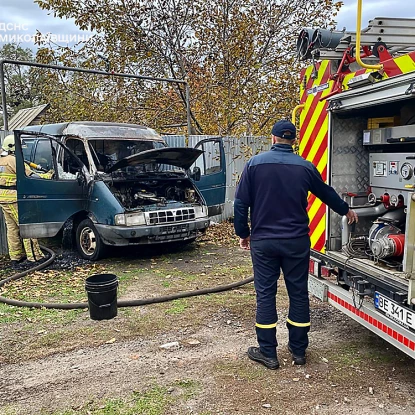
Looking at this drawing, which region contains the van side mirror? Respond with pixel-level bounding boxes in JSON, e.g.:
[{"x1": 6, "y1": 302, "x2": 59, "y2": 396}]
[{"x1": 190, "y1": 166, "x2": 201, "y2": 181}]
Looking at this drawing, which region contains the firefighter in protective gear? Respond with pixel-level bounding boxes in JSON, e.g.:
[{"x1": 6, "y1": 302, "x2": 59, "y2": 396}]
[{"x1": 0, "y1": 134, "x2": 53, "y2": 266}]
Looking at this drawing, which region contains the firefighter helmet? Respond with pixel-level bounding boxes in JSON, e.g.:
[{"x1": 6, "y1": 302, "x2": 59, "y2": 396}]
[{"x1": 2, "y1": 135, "x2": 15, "y2": 152}]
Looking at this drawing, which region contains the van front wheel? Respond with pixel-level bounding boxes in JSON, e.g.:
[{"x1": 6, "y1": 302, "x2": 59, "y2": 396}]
[{"x1": 76, "y1": 219, "x2": 106, "y2": 261}]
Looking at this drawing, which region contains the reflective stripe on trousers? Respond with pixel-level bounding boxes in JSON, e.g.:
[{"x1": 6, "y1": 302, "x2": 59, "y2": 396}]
[
  {"x1": 0, "y1": 187, "x2": 17, "y2": 203},
  {"x1": 250, "y1": 235, "x2": 311, "y2": 358}
]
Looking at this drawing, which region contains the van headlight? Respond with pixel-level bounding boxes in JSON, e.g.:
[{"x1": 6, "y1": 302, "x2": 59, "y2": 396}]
[
  {"x1": 115, "y1": 212, "x2": 146, "y2": 226},
  {"x1": 194, "y1": 205, "x2": 208, "y2": 218},
  {"x1": 114, "y1": 214, "x2": 126, "y2": 225}
]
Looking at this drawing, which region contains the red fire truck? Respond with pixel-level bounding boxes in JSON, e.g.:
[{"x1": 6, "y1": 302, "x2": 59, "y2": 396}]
[{"x1": 297, "y1": 11, "x2": 415, "y2": 359}]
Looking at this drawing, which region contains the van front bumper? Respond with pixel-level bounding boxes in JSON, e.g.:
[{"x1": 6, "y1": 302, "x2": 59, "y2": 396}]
[{"x1": 95, "y1": 218, "x2": 210, "y2": 246}]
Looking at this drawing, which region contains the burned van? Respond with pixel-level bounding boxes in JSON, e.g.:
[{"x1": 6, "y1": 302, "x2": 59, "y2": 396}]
[{"x1": 14, "y1": 122, "x2": 226, "y2": 260}]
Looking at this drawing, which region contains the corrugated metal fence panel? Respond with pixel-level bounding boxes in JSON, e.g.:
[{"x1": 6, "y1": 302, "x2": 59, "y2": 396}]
[
  {"x1": 187, "y1": 135, "x2": 269, "y2": 222},
  {"x1": 0, "y1": 131, "x2": 10, "y2": 255},
  {"x1": 159, "y1": 136, "x2": 186, "y2": 172},
  {"x1": 163, "y1": 135, "x2": 186, "y2": 148},
  {"x1": 211, "y1": 136, "x2": 269, "y2": 222}
]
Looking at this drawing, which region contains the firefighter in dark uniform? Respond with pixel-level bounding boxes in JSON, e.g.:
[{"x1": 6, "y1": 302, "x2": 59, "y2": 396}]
[{"x1": 234, "y1": 119, "x2": 358, "y2": 369}]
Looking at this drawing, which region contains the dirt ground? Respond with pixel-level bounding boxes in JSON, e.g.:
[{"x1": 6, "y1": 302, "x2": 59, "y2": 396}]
[{"x1": 0, "y1": 223, "x2": 414, "y2": 415}]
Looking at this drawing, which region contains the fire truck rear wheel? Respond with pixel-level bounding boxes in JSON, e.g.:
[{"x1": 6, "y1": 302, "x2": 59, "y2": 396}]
[{"x1": 76, "y1": 219, "x2": 106, "y2": 261}]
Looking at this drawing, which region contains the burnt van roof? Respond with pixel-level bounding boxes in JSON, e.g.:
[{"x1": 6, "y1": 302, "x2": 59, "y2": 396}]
[{"x1": 21, "y1": 121, "x2": 165, "y2": 141}]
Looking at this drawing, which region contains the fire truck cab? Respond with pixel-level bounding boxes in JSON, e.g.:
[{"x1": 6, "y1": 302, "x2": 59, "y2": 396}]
[{"x1": 297, "y1": 17, "x2": 415, "y2": 358}]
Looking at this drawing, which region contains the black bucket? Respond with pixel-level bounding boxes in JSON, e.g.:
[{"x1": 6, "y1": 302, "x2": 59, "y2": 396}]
[{"x1": 85, "y1": 273, "x2": 118, "y2": 320}]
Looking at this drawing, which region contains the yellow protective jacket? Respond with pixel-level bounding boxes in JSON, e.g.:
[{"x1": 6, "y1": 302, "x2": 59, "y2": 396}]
[{"x1": 0, "y1": 154, "x2": 34, "y2": 203}]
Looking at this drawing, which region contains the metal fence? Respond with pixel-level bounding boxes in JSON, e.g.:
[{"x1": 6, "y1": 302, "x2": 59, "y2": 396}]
[
  {"x1": 0, "y1": 134, "x2": 268, "y2": 255},
  {"x1": 166, "y1": 135, "x2": 269, "y2": 222}
]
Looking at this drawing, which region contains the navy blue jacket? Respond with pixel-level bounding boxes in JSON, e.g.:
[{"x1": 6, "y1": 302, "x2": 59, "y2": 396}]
[{"x1": 234, "y1": 144, "x2": 349, "y2": 240}]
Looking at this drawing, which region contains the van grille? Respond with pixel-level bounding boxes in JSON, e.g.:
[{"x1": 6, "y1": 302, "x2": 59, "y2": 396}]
[{"x1": 146, "y1": 208, "x2": 196, "y2": 225}]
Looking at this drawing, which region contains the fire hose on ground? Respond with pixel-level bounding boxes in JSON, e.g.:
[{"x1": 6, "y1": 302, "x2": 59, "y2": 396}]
[{"x1": 0, "y1": 245, "x2": 254, "y2": 310}]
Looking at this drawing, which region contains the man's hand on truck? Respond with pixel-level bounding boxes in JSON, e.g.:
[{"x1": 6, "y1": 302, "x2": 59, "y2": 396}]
[{"x1": 346, "y1": 209, "x2": 358, "y2": 224}]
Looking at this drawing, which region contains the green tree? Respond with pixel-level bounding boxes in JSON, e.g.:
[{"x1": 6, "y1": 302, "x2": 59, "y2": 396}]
[
  {"x1": 0, "y1": 43, "x2": 44, "y2": 121},
  {"x1": 34, "y1": 0, "x2": 342, "y2": 135}
]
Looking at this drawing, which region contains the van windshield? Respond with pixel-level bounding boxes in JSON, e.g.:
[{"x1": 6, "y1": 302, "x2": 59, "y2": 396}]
[{"x1": 88, "y1": 139, "x2": 167, "y2": 174}]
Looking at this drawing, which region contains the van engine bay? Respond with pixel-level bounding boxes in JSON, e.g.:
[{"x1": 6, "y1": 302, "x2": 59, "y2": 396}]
[{"x1": 107, "y1": 177, "x2": 201, "y2": 210}]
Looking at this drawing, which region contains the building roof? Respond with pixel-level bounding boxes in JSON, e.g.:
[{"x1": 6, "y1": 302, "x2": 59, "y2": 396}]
[{"x1": 7, "y1": 104, "x2": 50, "y2": 130}]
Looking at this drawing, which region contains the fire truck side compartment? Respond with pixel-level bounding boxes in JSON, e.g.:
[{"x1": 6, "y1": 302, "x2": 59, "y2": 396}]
[
  {"x1": 327, "y1": 113, "x2": 371, "y2": 251},
  {"x1": 327, "y1": 90, "x2": 415, "y2": 257}
]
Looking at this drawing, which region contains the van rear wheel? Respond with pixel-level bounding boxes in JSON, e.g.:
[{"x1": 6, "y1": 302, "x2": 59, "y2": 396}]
[{"x1": 76, "y1": 219, "x2": 106, "y2": 260}]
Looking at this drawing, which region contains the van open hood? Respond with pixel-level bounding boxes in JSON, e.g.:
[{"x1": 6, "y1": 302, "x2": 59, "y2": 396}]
[{"x1": 107, "y1": 147, "x2": 204, "y2": 173}]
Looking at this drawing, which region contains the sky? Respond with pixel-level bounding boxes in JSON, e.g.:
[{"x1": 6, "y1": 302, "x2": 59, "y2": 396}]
[
  {"x1": 334, "y1": 0, "x2": 415, "y2": 30},
  {"x1": 0, "y1": 0, "x2": 414, "y2": 51}
]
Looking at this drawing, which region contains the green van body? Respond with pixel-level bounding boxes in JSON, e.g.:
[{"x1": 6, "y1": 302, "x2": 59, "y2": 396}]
[{"x1": 14, "y1": 122, "x2": 226, "y2": 259}]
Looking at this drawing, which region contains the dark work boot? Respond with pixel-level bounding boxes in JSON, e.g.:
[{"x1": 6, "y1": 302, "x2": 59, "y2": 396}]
[
  {"x1": 247, "y1": 347, "x2": 279, "y2": 370},
  {"x1": 10, "y1": 258, "x2": 26, "y2": 270},
  {"x1": 288, "y1": 344, "x2": 306, "y2": 365},
  {"x1": 10, "y1": 260, "x2": 19, "y2": 270}
]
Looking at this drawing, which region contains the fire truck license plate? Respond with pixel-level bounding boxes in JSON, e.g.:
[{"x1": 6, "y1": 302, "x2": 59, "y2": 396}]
[{"x1": 374, "y1": 292, "x2": 415, "y2": 332}]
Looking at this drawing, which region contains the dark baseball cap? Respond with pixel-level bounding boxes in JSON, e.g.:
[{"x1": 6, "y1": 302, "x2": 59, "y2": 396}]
[{"x1": 271, "y1": 120, "x2": 296, "y2": 139}]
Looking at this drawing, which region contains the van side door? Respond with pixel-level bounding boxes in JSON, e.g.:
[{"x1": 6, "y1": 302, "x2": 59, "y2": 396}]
[
  {"x1": 191, "y1": 138, "x2": 226, "y2": 216},
  {"x1": 15, "y1": 133, "x2": 89, "y2": 239}
]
